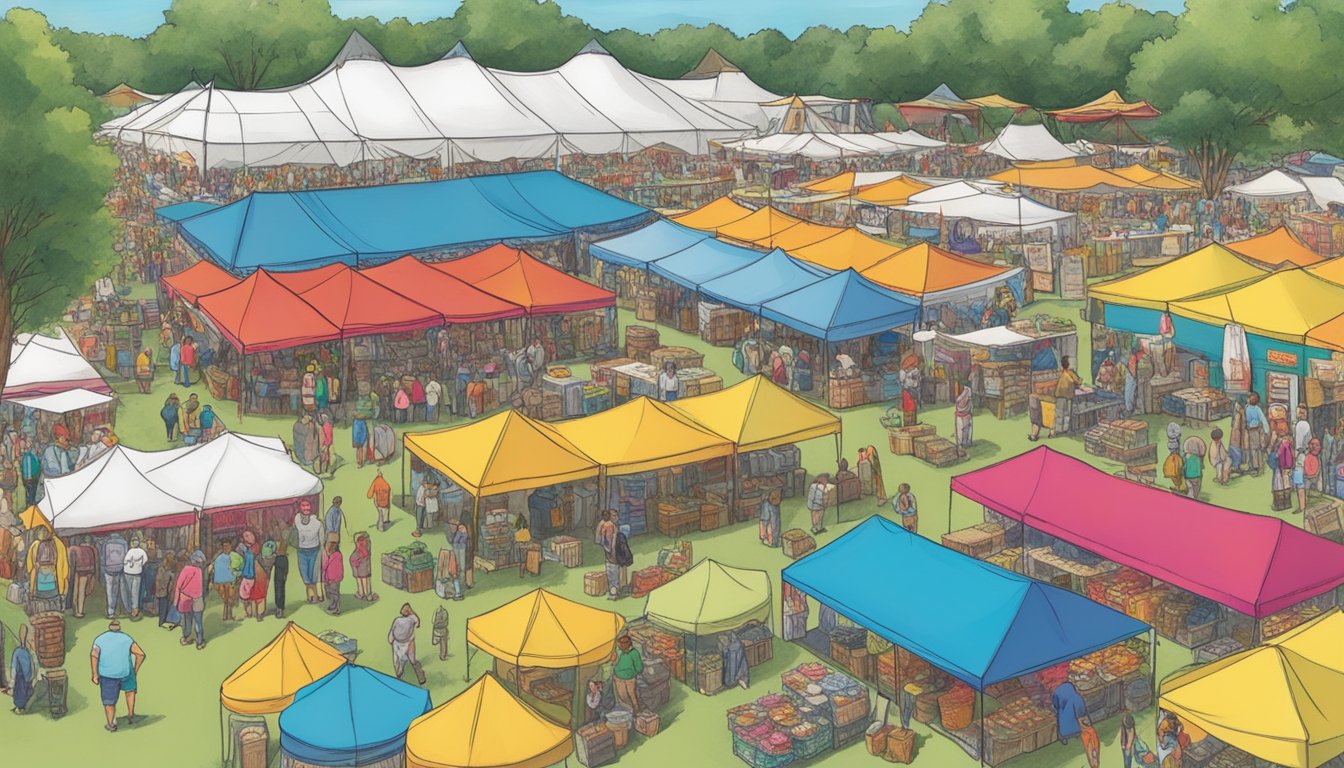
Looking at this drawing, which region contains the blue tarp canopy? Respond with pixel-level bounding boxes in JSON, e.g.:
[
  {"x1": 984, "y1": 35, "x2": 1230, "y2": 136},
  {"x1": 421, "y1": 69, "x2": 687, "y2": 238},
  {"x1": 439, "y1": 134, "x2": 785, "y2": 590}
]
[
  {"x1": 163, "y1": 171, "x2": 651, "y2": 273},
  {"x1": 697, "y1": 248, "x2": 830, "y2": 306},
  {"x1": 156, "y1": 201, "x2": 218, "y2": 222},
  {"x1": 279, "y1": 665, "x2": 431, "y2": 767},
  {"x1": 782, "y1": 516, "x2": 1149, "y2": 689},
  {"x1": 648, "y1": 238, "x2": 771, "y2": 290},
  {"x1": 589, "y1": 220, "x2": 710, "y2": 268},
  {"x1": 761, "y1": 269, "x2": 919, "y2": 341}
]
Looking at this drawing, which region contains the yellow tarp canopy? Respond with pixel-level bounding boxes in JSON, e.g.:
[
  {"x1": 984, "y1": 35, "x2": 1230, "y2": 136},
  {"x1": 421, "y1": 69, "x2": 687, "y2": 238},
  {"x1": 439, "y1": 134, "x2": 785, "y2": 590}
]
[
  {"x1": 853, "y1": 175, "x2": 933, "y2": 206},
  {"x1": 713, "y1": 206, "x2": 805, "y2": 246},
  {"x1": 402, "y1": 411, "x2": 598, "y2": 497},
  {"x1": 1159, "y1": 610, "x2": 1344, "y2": 768},
  {"x1": 860, "y1": 242, "x2": 1014, "y2": 296},
  {"x1": 1231, "y1": 226, "x2": 1325, "y2": 267},
  {"x1": 1088, "y1": 243, "x2": 1271, "y2": 311},
  {"x1": 404, "y1": 674, "x2": 572, "y2": 768},
  {"x1": 967, "y1": 94, "x2": 1030, "y2": 111},
  {"x1": 766, "y1": 220, "x2": 847, "y2": 251},
  {"x1": 543, "y1": 397, "x2": 733, "y2": 475},
  {"x1": 790, "y1": 228, "x2": 902, "y2": 272},
  {"x1": 670, "y1": 375, "x2": 840, "y2": 452},
  {"x1": 1111, "y1": 164, "x2": 1201, "y2": 191},
  {"x1": 1045, "y1": 90, "x2": 1161, "y2": 121},
  {"x1": 466, "y1": 589, "x2": 624, "y2": 668},
  {"x1": 21, "y1": 505, "x2": 51, "y2": 532},
  {"x1": 219, "y1": 622, "x2": 348, "y2": 715},
  {"x1": 671, "y1": 197, "x2": 753, "y2": 231},
  {"x1": 1170, "y1": 269, "x2": 1344, "y2": 343},
  {"x1": 801, "y1": 171, "x2": 862, "y2": 194},
  {"x1": 1306, "y1": 314, "x2": 1344, "y2": 353},
  {"x1": 988, "y1": 164, "x2": 1138, "y2": 191}
]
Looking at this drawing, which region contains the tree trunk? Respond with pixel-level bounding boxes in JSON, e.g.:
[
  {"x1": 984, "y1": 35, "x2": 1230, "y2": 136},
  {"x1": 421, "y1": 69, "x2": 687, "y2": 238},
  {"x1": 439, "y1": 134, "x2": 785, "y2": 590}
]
[
  {"x1": 1191, "y1": 138, "x2": 1238, "y2": 200},
  {"x1": 0, "y1": 274, "x2": 14, "y2": 397}
]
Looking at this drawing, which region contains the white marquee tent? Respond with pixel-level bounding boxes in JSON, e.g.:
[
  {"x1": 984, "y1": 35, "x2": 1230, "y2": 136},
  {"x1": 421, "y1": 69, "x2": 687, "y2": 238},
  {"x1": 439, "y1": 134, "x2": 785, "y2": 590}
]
[
  {"x1": 100, "y1": 34, "x2": 755, "y2": 169},
  {"x1": 898, "y1": 189, "x2": 1076, "y2": 229},
  {"x1": 1226, "y1": 169, "x2": 1310, "y2": 199},
  {"x1": 978, "y1": 123, "x2": 1081, "y2": 163},
  {"x1": 5, "y1": 329, "x2": 112, "y2": 401}
]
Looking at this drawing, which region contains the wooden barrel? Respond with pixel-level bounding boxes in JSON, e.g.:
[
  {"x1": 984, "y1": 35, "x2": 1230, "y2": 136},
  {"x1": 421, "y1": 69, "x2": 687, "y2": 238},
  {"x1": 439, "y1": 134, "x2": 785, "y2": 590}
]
[{"x1": 31, "y1": 611, "x2": 66, "y2": 669}]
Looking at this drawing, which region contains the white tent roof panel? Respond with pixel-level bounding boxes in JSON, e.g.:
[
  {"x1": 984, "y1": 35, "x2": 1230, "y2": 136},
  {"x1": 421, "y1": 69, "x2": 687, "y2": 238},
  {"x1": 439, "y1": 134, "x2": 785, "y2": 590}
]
[
  {"x1": 1227, "y1": 169, "x2": 1308, "y2": 198},
  {"x1": 900, "y1": 191, "x2": 1075, "y2": 227},
  {"x1": 978, "y1": 124, "x2": 1079, "y2": 163},
  {"x1": 6, "y1": 388, "x2": 114, "y2": 415}
]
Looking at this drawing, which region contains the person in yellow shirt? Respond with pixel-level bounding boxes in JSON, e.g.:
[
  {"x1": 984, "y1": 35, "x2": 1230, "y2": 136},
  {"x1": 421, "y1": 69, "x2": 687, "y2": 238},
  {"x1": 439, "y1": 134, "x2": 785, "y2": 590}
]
[
  {"x1": 134, "y1": 348, "x2": 154, "y2": 394},
  {"x1": 1029, "y1": 356, "x2": 1083, "y2": 441}
]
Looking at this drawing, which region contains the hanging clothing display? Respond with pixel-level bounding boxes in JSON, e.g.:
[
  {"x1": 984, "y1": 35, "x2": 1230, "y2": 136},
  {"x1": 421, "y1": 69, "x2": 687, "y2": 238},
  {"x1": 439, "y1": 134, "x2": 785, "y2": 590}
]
[{"x1": 1222, "y1": 323, "x2": 1252, "y2": 393}]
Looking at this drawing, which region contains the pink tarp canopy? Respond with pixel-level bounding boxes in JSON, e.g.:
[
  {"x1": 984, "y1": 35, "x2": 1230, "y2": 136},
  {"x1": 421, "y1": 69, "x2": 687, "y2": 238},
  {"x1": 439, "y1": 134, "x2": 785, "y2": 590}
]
[{"x1": 950, "y1": 446, "x2": 1344, "y2": 619}]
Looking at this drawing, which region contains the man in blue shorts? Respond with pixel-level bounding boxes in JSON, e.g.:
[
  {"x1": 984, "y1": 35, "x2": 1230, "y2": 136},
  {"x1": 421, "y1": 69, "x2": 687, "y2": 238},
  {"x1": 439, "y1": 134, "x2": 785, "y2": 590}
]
[{"x1": 90, "y1": 620, "x2": 146, "y2": 732}]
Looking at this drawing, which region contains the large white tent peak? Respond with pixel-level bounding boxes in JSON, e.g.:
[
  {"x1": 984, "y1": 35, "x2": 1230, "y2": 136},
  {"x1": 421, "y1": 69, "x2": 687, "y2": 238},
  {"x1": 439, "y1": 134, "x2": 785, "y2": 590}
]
[
  {"x1": 979, "y1": 123, "x2": 1080, "y2": 163},
  {"x1": 1227, "y1": 169, "x2": 1309, "y2": 198},
  {"x1": 442, "y1": 41, "x2": 473, "y2": 60},
  {"x1": 5, "y1": 328, "x2": 111, "y2": 400},
  {"x1": 319, "y1": 29, "x2": 385, "y2": 75}
]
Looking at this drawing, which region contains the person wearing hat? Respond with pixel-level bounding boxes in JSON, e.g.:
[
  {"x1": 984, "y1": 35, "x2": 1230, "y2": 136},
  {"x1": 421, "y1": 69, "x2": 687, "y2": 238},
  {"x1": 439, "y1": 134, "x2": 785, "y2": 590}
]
[
  {"x1": 610, "y1": 634, "x2": 643, "y2": 712},
  {"x1": 294, "y1": 500, "x2": 324, "y2": 603},
  {"x1": 90, "y1": 619, "x2": 145, "y2": 731}
]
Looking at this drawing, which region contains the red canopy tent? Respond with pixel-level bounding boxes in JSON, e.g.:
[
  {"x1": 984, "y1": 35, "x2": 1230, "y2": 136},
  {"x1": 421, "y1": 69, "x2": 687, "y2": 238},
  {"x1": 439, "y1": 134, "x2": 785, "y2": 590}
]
[
  {"x1": 195, "y1": 271, "x2": 342, "y2": 353},
  {"x1": 267, "y1": 263, "x2": 350, "y2": 294},
  {"x1": 1044, "y1": 90, "x2": 1161, "y2": 145},
  {"x1": 161, "y1": 260, "x2": 239, "y2": 304},
  {"x1": 359, "y1": 256, "x2": 525, "y2": 323},
  {"x1": 292, "y1": 265, "x2": 445, "y2": 337},
  {"x1": 950, "y1": 446, "x2": 1344, "y2": 620},
  {"x1": 432, "y1": 244, "x2": 616, "y2": 316}
]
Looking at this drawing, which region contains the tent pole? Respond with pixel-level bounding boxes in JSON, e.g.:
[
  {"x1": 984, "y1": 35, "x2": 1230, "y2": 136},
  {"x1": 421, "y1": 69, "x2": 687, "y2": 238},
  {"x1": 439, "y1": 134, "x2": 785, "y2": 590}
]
[
  {"x1": 1150, "y1": 627, "x2": 1158, "y2": 714},
  {"x1": 467, "y1": 495, "x2": 478, "y2": 588},
  {"x1": 400, "y1": 442, "x2": 406, "y2": 510},
  {"x1": 237, "y1": 351, "x2": 245, "y2": 421},
  {"x1": 978, "y1": 690, "x2": 985, "y2": 767},
  {"x1": 946, "y1": 486, "x2": 954, "y2": 536},
  {"x1": 834, "y1": 431, "x2": 842, "y2": 527}
]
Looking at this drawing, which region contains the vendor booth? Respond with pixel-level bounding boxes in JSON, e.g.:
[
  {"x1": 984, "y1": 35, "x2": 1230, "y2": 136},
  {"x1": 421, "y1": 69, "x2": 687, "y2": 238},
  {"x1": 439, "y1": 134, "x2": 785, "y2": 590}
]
[
  {"x1": 951, "y1": 447, "x2": 1344, "y2": 657},
  {"x1": 781, "y1": 515, "x2": 1152, "y2": 766},
  {"x1": 404, "y1": 674, "x2": 572, "y2": 768},
  {"x1": 642, "y1": 559, "x2": 774, "y2": 695},
  {"x1": 279, "y1": 665, "x2": 431, "y2": 768},
  {"x1": 1227, "y1": 225, "x2": 1325, "y2": 267},
  {"x1": 219, "y1": 623, "x2": 349, "y2": 763},
  {"x1": 1158, "y1": 609, "x2": 1344, "y2": 768},
  {"x1": 892, "y1": 185, "x2": 1079, "y2": 263},
  {"x1": 859, "y1": 243, "x2": 1027, "y2": 335},
  {"x1": 1226, "y1": 169, "x2": 1313, "y2": 233},
  {"x1": 465, "y1": 589, "x2": 624, "y2": 727},
  {"x1": 3, "y1": 329, "x2": 116, "y2": 457},
  {"x1": 935, "y1": 321, "x2": 1081, "y2": 420}
]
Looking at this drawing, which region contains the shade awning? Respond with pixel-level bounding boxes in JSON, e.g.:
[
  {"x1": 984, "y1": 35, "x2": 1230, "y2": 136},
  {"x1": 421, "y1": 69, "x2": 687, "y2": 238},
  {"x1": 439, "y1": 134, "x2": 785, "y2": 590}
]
[
  {"x1": 196, "y1": 270, "x2": 343, "y2": 353},
  {"x1": 760, "y1": 269, "x2": 919, "y2": 341},
  {"x1": 466, "y1": 589, "x2": 625, "y2": 668},
  {"x1": 405, "y1": 674, "x2": 572, "y2": 768},
  {"x1": 432, "y1": 244, "x2": 615, "y2": 315},
  {"x1": 1226, "y1": 169, "x2": 1308, "y2": 198},
  {"x1": 988, "y1": 164, "x2": 1137, "y2": 192},
  {"x1": 295, "y1": 265, "x2": 446, "y2": 336},
  {"x1": 978, "y1": 124, "x2": 1079, "y2": 163},
  {"x1": 220, "y1": 623, "x2": 349, "y2": 715},
  {"x1": 951, "y1": 447, "x2": 1344, "y2": 618},
  {"x1": 279, "y1": 665, "x2": 431, "y2": 767},
  {"x1": 670, "y1": 374, "x2": 840, "y2": 452},
  {"x1": 783, "y1": 516, "x2": 1148, "y2": 689},
  {"x1": 1229, "y1": 226, "x2": 1324, "y2": 268},
  {"x1": 358, "y1": 256, "x2": 526, "y2": 323},
  {"x1": 698, "y1": 249, "x2": 828, "y2": 308},
  {"x1": 1170, "y1": 269, "x2": 1344, "y2": 344},
  {"x1": 789, "y1": 228, "x2": 901, "y2": 272},
  {"x1": 859, "y1": 242, "x2": 1014, "y2": 296},
  {"x1": 647, "y1": 237, "x2": 770, "y2": 291},
  {"x1": 851, "y1": 175, "x2": 933, "y2": 206},
  {"x1": 670, "y1": 197, "x2": 754, "y2": 231},
  {"x1": 5, "y1": 388, "x2": 115, "y2": 415},
  {"x1": 1088, "y1": 243, "x2": 1271, "y2": 311},
  {"x1": 589, "y1": 220, "x2": 710, "y2": 268},
  {"x1": 1044, "y1": 90, "x2": 1160, "y2": 123},
  {"x1": 542, "y1": 397, "x2": 734, "y2": 475},
  {"x1": 645, "y1": 559, "x2": 772, "y2": 635},
  {"x1": 161, "y1": 260, "x2": 240, "y2": 304}
]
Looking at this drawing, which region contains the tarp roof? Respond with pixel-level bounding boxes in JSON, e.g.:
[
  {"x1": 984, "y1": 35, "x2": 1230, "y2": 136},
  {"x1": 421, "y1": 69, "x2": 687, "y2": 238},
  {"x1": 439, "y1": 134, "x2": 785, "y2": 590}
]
[
  {"x1": 1230, "y1": 226, "x2": 1326, "y2": 267},
  {"x1": 789, "y1": 228, "x2": 902, "y2": 272},
  {"x1": 1111, "y1": 164, "x2": 1201, "y2": 191},
  {"x1": 698, "y1": 248, "x2": 828, "y2": 307},
  {"x1": 671, "y1": 197, "x2": 755, "y2": 231},
  {"x1": 432, "y1": 244, "x2": 615, "y2": 315},
  {"x1": 543, "y1": 397, "x2": 733, "y2": 475},
  {"x1": 760, "y1": 268, "x2": 920, "y2": 341},
  {"x1": 860, "y1": 242, "x2": 1016, "y2": 296},
  {"x1": 100, "y1": 82, "x2": 159, "y2": 109},
  {"x1": 294, "y1": 265, "x2": 446, "y2": 336},
  {"x1": 358, "y1": 256, "x2": 526, "y2": 323},
  {"x1": 1088, "y1": 243, "x2": 1272, "y2": 311},
  {"x1": 711, "y1": 206, "x2": 805, "y2": 246},
  {"x1": 1301, "y1": 176, "x2": 1344, "y2": 209},
  {"x1": 588, "y1": 220, "x2": 710, "y2": 268},
  {"x1": 196, "y1": 270, "x2": 343, "y2": 352},
  {"x1": 168, "y1": 172, "x2": 650, "y2": 272},
  {"x1": 1045, "y1": 90, "x2": 1161, "y2": 123},
  {"x1": 144, "y1": 432, "x2": 321, "y2": 512},
  {"x1": 280, "y1": 665, "x2": 431, "y2": 767},
  {"x1": 38, "y1": 446, "x2": 199, "y2": 534},
  {"x1": 4, "y1": 329, "x2": 112, "y2": 400},
  {"x1": 1170, "y1": 269, "x2": 1344, "y2": 344},
  {"x1": 161, "y1": 260, "x2": 241, "y2": 303},
  {"x1": 899, "y1": 190, "x2": 1076, "y2": 228},
  {"x1": 403, "y1": 410, "x2": 598, "y2": 497},
  {"x1": 670, "y1": 374, "x2": 840, "y2": 452},
  {"x1": 967, "y1": 94, "x2": 1030, "y2": 111},
  {"x1": 7, "y1": 388, "x2": 115, "y2": 415},
  {"x1": 645, "y1": 559, "x2": 772, "y2": 636},
  {"x1": 907, "y1": 179, "x2": 1006, "y2": 204},
  {"x1": 870, "y1": 130, "x2": 948, "y2": 149},
  {"x1": 466, "y1": 589, "x2": 625, "y2": 668},
  {"x1": 648, "y1": 237, "x2": 770, "y2": 290},
  {"x1": 405, "y1": 674, "x2": 571, "y2": 768},
  {"x1": 989, "y1": 164, "x2": 1137, "y2": 192},
  {"x1": 852, "y1": 175, "x2": 934, "y2": 206},
  {"x1": 801, "y1": 170, "x2": 910, "y2": 194},
  {"x1": 767, "y1": 220, "x2": 849, "y2": 252},
  {"x1": 1227, "y1": 169, "x2": 1308, "y2": 198},
  {"x1": 784, "y1": 516, "x2": 1148, "y2": 689},
  {"x1": 683, "y1": 48, "x2": 741, "y2": 78},
  {"x1": 979, "y1": 124, "x2": 1080, "y2": 163},
  {"x1": 951, "y1": 447, "x2": 1344, "y2": 618},
  {"x1": 220, "y1": 623, "x2": 348, "y2": 715},
  {"x1": 1160, "y1": 610, "x2": 1344, "y2": 768},
  {"x1": 717, "y1": 131, "x2": 908, "y2": 160},
  {"x1": 899, "y1": 83, "x2": 978, "y2": 116}
]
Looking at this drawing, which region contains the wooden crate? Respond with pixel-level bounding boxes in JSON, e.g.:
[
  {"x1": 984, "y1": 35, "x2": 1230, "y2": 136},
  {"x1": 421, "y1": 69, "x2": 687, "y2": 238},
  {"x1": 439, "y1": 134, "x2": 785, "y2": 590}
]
[
  {"x1": 406, "y1": 567, "x2": 434, "y2": 593},
  {"x1": 650, "y1": 346, "x2": 705, "y2": 371},
  {"x1": 830, "y1": 642, "x2": 874, "y2": 681},
  {"x1": 1175, "y1": 620, "x2": 1218, "y2": 648},
  {"x1": 656, "y1": 506, "x2": 700, "y2": 537},
  {"x1": 743, "y1": 635, "x2": 773, "y2": 667},
  {"x1": 942, "y1": 526, "x2": 1000, "y2": 560},
  {"x1": 782, "y1": 529, "x2": 816, "y2": 559},
  {"x1": 1305, "y1": 498, "x2": 1344, "y2": 542},
  {"x1": 699, "y1": 503, "x2": 724, "y2": 531},
  {"x1": 828, "y1": 377, "x2": 867, "y2": 409},
  {"x1": 918, "y1": 436, "x2": 961, "y2": 467},
  {"x1": 888, "y1": 424, "x2": 936, "y2": 455},
  {"x1": 550, "y1": 537, "x2": 583, "y2": 568},
  {"x1": 584, "y1": 571, "x2": 608, "y2": 597}
]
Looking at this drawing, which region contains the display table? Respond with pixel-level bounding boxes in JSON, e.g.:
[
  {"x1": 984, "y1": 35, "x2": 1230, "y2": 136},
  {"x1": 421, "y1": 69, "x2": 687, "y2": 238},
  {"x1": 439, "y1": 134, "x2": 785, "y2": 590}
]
[{"x1": 1026, "y1": 546, "x2": 1119, "y2": 591}]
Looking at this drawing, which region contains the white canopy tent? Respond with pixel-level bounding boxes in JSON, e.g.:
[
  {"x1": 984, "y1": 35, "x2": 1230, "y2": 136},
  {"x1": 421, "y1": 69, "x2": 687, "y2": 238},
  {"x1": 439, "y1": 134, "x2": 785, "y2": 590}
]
[
  {"x1": 906, "y1": 180, "x2": 1008, "y2": 204},
  {"x1": 100, "y1": 36, "x2": 754, "y2": 169},
  {"x1": 7, "y1": 389, "x2": 115, "y2": 416},
  {"x1": 38, "y1": 446, "x2": 200, "y2": 534},
  {"x1": 1226, "y1": 169, "x2": 1310, "y2": 199},
  {"x1": 146, "y1": 433, "x2": 320, "y2": 512},
  {"x1": 5, "y1": 329, "x2": 112, "y2": 401},
  {"x1": 1301, "y1": 176, "x2": 1344, "y2": 209},
  {"x1": 716, "y1": 132, "x2": 913, "y2": 160},
  {"x1": 899, "y1": 189, "x2": 1076, "y2": 229},
  {"x1": 978, "y1": 124, "x2": 1081, "y2": 163},
  {"x1": 871, "y1": 130, "x2": 949, "y2": 150}
]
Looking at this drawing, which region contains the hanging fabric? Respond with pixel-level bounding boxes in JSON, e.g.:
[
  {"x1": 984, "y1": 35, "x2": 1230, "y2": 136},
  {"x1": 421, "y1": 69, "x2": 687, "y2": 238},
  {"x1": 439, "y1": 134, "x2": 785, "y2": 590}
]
[{"x1": 1222, "y1": 323, "x2": 1252, "y2": 393}]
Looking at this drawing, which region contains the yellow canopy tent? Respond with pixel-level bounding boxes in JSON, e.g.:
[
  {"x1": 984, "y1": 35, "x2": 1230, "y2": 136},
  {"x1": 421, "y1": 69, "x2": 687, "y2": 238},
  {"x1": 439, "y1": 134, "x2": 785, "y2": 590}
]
[
  {"x1": 671, "y1": 374, "x2": 840, "y2": 452},
  {"x1": 1231, "y1": 226, "x2": 1325, "y2": 268},
  {"x1": 100, "y1": 83, "x2": 155, "y2": 109},
  {"x1": 713, "y1": 206, "x2": 805, "y2": 246},
  {"x1": 1170, "y1": 269, "x2": 1344, "y2": 344},
  {"x1": 466, "y1": 588, "x2": 624, "y2": 676},
  {"x1": 1111, "y1": 164, "x2": 1201, "y2": 191},
  {"x1": 1305, "y1": 313, "x2": 1344, "y2": 353},
  {"x1": 544, "y1": 397, "x2": 734, "y2": 475},
  {"x1": 1159, "y1": 610, "x2": 1344, "y2": 768},
  {"x1": 766, "y1": 220, "x2": 847, "y2": 251},
  {"x1": 967, "y1": 94, "x2": 1031, "y2": 111},
  {"x1": 404, "y1": 674, "x2": 572, "y2": 768},
  {"x1": 1087, "y1": 243, "x2": 1271, "y2": 311},
  {"x1": 988, "y1": 164, "x2": 1138, "y2": 192},
  {"x1": 860, "y1": 242, "x2": 1015, "y2": 296},
  {"x1": 801, "y1": 171, "x2": 862, "y2": 194},
  {"x1": 853, "y1": 175, "x2": 933, "y2": 206},
  {"x1": 219, "y1": 622, "x2": 348, "y2": 715},
  {"x1": 671, "y1": 197, "x2": 753, "y2": 231},
  {"x1": 789, "y1": 228, "x2": 902, "y2": 272}
]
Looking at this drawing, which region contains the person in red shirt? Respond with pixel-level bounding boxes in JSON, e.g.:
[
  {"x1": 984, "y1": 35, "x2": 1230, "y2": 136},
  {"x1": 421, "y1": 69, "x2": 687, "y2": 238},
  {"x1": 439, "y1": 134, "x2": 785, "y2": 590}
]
[
  {"x1": 178, "y1": 336, "x2": 198, "y2": 387},
  {"x1": 322, "y1": 539, "x2": 344, "y2": 616},
  {"x1": 409, "y1": 377, "x2": 427, "y2": 422}
]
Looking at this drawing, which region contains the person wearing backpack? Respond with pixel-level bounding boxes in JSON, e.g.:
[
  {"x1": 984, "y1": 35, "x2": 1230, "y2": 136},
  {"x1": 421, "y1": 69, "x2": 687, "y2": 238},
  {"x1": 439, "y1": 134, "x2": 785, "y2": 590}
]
[{"x1": 100, "y1": 533, "x2": 129, "y2": 619}]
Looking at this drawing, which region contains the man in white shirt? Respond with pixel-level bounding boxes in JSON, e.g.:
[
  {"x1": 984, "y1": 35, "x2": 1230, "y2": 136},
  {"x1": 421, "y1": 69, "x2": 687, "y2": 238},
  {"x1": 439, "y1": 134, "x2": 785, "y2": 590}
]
[
  {"x1": 293, "y1": 501, "x2": 324, "y2": 603},
  {"x1": 658, "y1": 362, "x2": 682, "y2": 402},
  {"x1": 526, "y1": 339, "x2": 547, "y2": 386},
  {"x1": 424, "y1": 379, "x2": 442, "y2": 423},
  {"x1": 122, "y1": 538, "x2": 148, "y2": 621},
  {"x1": 414, "y1": 479, "x2": 440, "y2": 538}
]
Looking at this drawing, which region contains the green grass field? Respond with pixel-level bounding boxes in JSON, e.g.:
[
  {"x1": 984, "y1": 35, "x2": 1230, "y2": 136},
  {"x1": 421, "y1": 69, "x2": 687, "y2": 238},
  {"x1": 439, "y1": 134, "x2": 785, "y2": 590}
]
[{"x1": 0, "y1": 300, "x2": 1286, "y2": 767}]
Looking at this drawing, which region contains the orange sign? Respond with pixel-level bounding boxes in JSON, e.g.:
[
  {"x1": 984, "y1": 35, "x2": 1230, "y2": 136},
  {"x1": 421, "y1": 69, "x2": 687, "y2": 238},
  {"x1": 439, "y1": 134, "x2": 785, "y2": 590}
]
[{"x1": 1267, "y1": 349, "x2": 1298, "y2": 367}]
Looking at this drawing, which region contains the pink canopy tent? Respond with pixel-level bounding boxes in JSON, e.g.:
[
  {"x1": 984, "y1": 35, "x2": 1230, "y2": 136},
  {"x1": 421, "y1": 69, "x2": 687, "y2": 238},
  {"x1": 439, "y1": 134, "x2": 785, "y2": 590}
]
[{"x1": 950, "y1": 446, "x2": 1344, "y2": 619}]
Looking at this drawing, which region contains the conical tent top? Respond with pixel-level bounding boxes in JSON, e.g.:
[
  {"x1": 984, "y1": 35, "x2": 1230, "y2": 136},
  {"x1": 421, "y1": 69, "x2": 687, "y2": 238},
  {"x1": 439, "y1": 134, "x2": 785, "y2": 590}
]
[
  {"x1": 442, "y1": 40, "x2": 473, "y2": 60},
  {"x1": 577, "y1": 38, "x2": 611, "y2": 55}
]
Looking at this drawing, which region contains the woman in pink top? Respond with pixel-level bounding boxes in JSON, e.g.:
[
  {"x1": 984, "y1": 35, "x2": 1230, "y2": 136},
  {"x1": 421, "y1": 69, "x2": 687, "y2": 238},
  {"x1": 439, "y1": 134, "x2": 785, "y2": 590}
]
[
  {"x1": 393, "y1": 386, "x2": 411, "y2": 424},
  {"x1": 175, "y1": 550, "x2": 207, "y2": 649},
  {"x1": 322, "y1": 540, "x2": 344, "y2": 615}
]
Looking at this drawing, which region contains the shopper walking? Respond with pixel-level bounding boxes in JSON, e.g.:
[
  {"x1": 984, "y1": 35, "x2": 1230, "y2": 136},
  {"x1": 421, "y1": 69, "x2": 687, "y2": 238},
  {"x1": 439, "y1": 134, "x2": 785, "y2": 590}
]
[
  {"x1": 322, "y1": 539, "x2": 343, "y2": 615},
  {"x1": 90, "y1": 620, "x2": 145, "y2": 732},
  {"x1": 100, "y1": 532, "x2": 129, "y2": 619},
  {"x1": 10, "y1": 624, "x2": 34, "y2": 714},
  {"x1": 351, "y1": 532, "x2": 375, "y2": 602},
  {"x1": 807, "y1": 474, "x2": 830, "y2": 535},
  {"x1": 294, "y1": 501, "x2": 323, "y2": 603},
  {"x1": 68, "y1": 542, "x2": 97, "y2": 618},
  {"x1": 175, "y1": 550, "x2": 206, "y2": 649},
  {"x1": 367, "y1": 471, "x2": 392, "y2": 532},
  {"x1": 1244, "y1": 392, "x2": 1269, "y2": 476},
  {"x1": 122, "y1": 538, "x2": 148, "y2": 621},
  {"x1": 610, "y1": 635, "x2": 643, "y2": 712},
  {"x1": 270, "y1": 521, "x2": 290, "y2": 619},
  {"x1": 209, "y1": 541, "x2": 238, "y2": 622},
  {"x1": 388, "y1": 603, "x2": 427, "y2": 685}
]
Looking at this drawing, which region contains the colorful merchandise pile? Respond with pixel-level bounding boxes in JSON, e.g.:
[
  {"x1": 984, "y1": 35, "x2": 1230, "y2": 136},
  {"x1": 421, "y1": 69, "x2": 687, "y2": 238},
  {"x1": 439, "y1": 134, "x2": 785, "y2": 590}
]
[
  {"x1": 727, "y1": 663, "x2": 869, "y2": 767},
  {"x1": 1082, "y1": 419, "x2": 1155, "y2": 466},
  {"x1": 1161, "y1": 387, "x2": 1233, "y2": 422}
]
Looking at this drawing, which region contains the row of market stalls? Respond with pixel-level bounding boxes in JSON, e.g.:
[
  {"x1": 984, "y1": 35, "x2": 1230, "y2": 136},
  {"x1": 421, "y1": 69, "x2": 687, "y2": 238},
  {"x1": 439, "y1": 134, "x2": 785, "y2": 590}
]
[
  {"x1": 3, "y1": 329, "x2": 117, "y2": 454},
  {"x1": 401, "y1": 376, "x2": 840, "y2": 578},
  {"x1": 161, "y1": 244, "x2": 617, "y2": 416}
]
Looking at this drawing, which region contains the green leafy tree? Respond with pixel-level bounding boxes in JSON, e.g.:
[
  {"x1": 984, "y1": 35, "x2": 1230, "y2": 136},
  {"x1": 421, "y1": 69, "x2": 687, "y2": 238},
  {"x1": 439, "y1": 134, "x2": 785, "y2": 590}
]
[
  {"x1": 50, "y1": 29, "x2": 153, "y2": 96},
  {"x1": 450, "y1": 0, "x2": 595, "y2": 70},
  {"x1": 1047, "y1": 3, "x2": 1176, "y2": 108},
  {"x1": 0, "y1": 9, "x2": 117, "y2": 383}
]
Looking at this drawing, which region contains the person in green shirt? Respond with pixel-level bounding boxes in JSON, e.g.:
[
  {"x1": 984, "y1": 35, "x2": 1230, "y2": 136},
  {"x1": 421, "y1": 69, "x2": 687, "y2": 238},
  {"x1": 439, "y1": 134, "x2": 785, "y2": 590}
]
[
  {"x1": 1183, "y1": 436, "x2": 1206, "y2": 499},
  {"x1": 610, "y1": 634, "x2": 643, "y2": 712}
]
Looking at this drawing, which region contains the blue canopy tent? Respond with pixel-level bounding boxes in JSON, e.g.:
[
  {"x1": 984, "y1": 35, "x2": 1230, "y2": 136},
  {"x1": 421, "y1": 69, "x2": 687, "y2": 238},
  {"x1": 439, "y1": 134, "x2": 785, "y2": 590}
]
[
  {"x1": 279, "y1": 664, "x2": 432, "y2": 767},
  {"x1": 588, "y1": 219, "x2": 710, "y2": 268},
  {"x1": 160, "y1": 171, "x2": 652, "y2": 273},
  {"x1": 649, "y1": 238, "x2": 774, "y2": 291},
  {"x1": 783, "y1": 516, "x2": 1152, "y2": 763},
  {"x1": 761, "y1": 269, "x2": 918, "y2": 342},
  {"x1": 697, "y1": 248, "x2": 830, "y2": 306}
]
